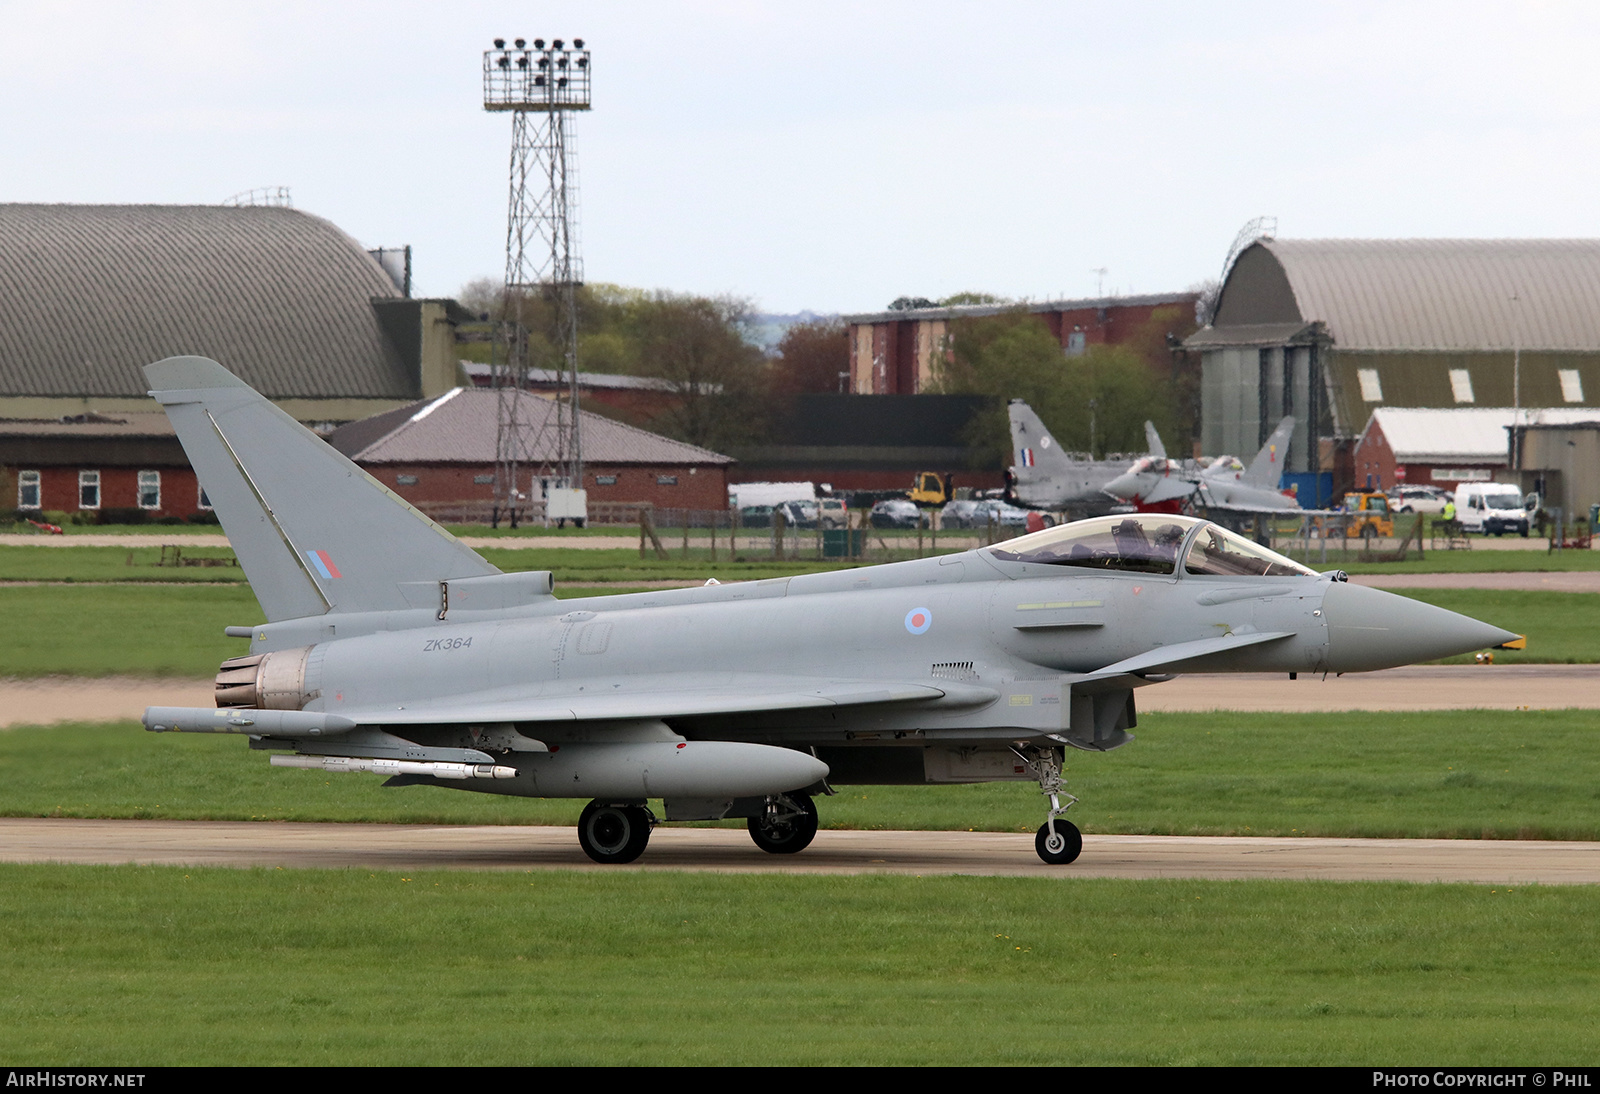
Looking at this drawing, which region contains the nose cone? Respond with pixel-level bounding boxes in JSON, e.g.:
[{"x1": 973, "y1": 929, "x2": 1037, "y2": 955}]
[
  {"x1": 1322, "y1": 582, "x2": 1520, "y2": 672},
  {"x1": 1104, "y1": 471, "x2": 1142, "y2": 501}
]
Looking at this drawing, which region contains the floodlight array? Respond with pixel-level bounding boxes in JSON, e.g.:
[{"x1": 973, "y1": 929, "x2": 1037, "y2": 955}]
[{"x1": 484, "y1": 37, "x2": 591, "y2": 111}]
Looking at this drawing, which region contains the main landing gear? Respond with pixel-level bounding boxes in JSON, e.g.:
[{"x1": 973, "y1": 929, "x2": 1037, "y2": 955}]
[
  {"x1": 577, "y1": 801, "x2": 654, "y2": 864},
  {"x1": 577, "y1": 793, "x2": 821, "y2": 863},
  {"x1": 1014, "y1": 744, "x2": 1082, "y2": 865},
  {"x1": 747, "y1": 792, "x2": 818, "y2": 854}
]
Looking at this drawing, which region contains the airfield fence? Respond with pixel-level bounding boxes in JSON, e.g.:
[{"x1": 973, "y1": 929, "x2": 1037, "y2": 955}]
[
  {"x1": 417, "y1": 499, "x2": 1021, "y2": 562},
  {"x1": 635, "y1": 506, "x2": 1021, "y2": 562}
]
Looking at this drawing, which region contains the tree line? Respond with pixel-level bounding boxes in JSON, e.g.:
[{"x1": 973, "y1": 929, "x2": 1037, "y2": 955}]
[{"x1": 455, "y1": 280, "x2": 1195, "y2": 466}]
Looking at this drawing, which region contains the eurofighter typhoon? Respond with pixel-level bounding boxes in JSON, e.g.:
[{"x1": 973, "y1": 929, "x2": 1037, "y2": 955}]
[
  {"x1": 1104, "y1": 416, "x2": 1303, "y2": 515},
  {"x1": 142, "y1": 359, "x2": 1520, "y2": 865}
]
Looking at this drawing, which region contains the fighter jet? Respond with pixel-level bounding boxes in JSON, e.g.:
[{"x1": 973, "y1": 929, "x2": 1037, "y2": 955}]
[
  {"x1": 1006, "y1": 400, "x2": 1144, "y2": 515},
  {"x1": 1104, "y1": 415, "x2": 1301, "y2": 514},
  {"x1": 141, "y1": 359, "x2": 1519, "y2": 865}
]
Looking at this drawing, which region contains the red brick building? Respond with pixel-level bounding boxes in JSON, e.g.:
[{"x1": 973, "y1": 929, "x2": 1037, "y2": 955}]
[
  {"x1": 843, "y1": 293, "x2": 1199, "y2": 395},
  {"x1": 327, "y1": 388, "x2": 733, "y2": 515},
  {"x1": 2, "y1": 411, "x2": 210, "y2": 519}
]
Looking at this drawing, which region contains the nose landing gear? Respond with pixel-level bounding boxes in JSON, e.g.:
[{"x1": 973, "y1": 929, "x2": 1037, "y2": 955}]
[{"x1": 1013, "y1": 744, "x2": 1083, "y2": 865}]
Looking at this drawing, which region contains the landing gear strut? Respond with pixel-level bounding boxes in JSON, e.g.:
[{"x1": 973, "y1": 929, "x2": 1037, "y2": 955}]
[
  {"x1": 577, "y1": 800, "x2": 654, "y2": 864},
  {"x1": 748, "y1": 792, "x2": 819, "y2": 854},
  {"x1": 1014, "y1": 744, "x2": 1082, "y2": 865}
]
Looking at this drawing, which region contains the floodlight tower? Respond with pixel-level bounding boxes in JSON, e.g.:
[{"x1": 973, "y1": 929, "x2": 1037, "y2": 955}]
[{"x1": 483, "y1": 36, "x2": 591, "y2": 524}]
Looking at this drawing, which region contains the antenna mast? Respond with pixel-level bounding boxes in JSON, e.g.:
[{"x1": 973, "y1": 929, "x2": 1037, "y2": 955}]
[{"x1": 483, "y1": 36, "x2": 590, "y2": 525}]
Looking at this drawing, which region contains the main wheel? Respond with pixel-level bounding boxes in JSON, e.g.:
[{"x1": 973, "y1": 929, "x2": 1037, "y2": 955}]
[
  {"x1": 1360, "y1": 524, "x2": 1377, "y2": 541},
  {"x1": 748, "y1": 793, "x2": 819, "y2": 854},
  {"x1": 1035, "y1": 820, "x2": 1083, "y2": 865},
  {"x1": 577, "y1": 801, "x2": 652, "y2": 864}
]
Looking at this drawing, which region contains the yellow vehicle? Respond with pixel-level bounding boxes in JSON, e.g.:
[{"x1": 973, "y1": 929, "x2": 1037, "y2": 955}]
[
  {"x1": 909, "y1": 471, "x2": 954, "y2": 507},
  {"x1": 1343, "y1": 492, "x2": 1394, "y2": 539}
]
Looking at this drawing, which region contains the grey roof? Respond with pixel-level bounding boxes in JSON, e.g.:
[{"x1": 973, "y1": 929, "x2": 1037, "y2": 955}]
[
  {"x1": 0, "y1": 409, "x2": 174, "y2": 440},
  {"x1": 458, "y1": 361, "x2": 682, "y2": 392},
  {"x1": 1183, "y1": 321, "x2": 1315, "y2": 349},
  {"x1": 1362, "y1": 406, "x2": 1600, "y2": 463},
  {"x1": 0, "y1": 203, "x2": 415, "y2": 399},
  {"x1": 842, "y1": 292, "x2": 1196, "y2": 325},
  {"x1": 1203, "y1": 238, "x2": 1600, "y2": 352},
  {"x1": 328, "y1": 388, "x2": 734, "y2": 466}
]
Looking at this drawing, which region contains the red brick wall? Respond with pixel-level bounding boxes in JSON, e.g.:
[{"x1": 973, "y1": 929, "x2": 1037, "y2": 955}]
[
  {"x1": 365, "y1": 461, "x2": 731, "y2": 511},
  {"x1": 1352, "y1": 420, "x2": 1397, "y2": 491},
  {"x1": 9, "y1": 464, "x2": 208, "y2": 518}
]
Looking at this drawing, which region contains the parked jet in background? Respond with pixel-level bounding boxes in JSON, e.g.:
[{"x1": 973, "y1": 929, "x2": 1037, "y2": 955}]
[
  {"x1": 1105, "y1": 415, "x2": 1301, "y2": 514},
  {"x1": 142, "y1": 361, "x2": 1517, "y2": 866},
  {"x1": 1006, "y1": 400, "x2": 1143, "y2": 515}
]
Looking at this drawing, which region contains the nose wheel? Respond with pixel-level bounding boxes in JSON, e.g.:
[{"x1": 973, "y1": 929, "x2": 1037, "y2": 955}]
[
  {"x1": 577, "y1": 801, "x2": 654, "y2": 864},
  {"x1": 1035, "y1": 819, "x2": 1082, "y2": 864}
]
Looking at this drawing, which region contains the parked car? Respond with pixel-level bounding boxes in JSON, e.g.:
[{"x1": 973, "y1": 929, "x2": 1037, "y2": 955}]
[
  {"x1": 869, "y1": 499, "x2": 922, "y2": 528},
  {"x1": 940, "y1": 499, "x2": 1030, "y2": 528},
  {"x1": 1388, "y1": 485, "x2": 1451, "y2": 515},
  {"x1": 816, "y1": 497, "x2": 847, "y2": 529},
  {"x1": 778, "y1": 500, "x2": 818, "y2": 528},
  {"x1": 738, "y1": 505, "x2": 774, "y2": 528}
]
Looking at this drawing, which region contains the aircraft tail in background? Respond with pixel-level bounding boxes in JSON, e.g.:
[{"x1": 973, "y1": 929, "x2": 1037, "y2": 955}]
[
  {"x1": 1243, "y1": 416, "x2": 1296, "y2": 487},
  {"x1": 1008, "y1": 400, "x2": 1078, "y2": 486}
]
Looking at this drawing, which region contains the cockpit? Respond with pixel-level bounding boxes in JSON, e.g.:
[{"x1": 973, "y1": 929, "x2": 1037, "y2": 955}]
[{"x1": 985, "y1": 514, "x2": 1318, "y2": 578}]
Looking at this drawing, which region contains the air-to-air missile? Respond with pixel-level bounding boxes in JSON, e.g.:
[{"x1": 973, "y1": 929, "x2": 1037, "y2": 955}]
[{"x1": 141, "y1": 358, "x2": 1520, "y2": 865}]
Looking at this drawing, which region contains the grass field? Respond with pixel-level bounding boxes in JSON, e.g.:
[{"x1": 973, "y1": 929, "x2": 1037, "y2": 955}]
[
  {"x1": 6, "y1": 709, "x2": 1597, "y2": 840},
  {"x1": 0, "y1": 865, "x2": 1594, "y2": 1065}
]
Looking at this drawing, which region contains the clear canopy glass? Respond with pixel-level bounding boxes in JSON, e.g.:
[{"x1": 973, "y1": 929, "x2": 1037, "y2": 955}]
[
  {"x1": 986, "y1": 514, "x2": 1197, "y2": 575},
  {"x1": 986, "y1": 513, "x2": 1317, "y2": 578}
]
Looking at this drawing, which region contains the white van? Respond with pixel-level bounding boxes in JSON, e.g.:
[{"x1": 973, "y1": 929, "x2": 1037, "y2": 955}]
[{"x1": 1454, "y1": 482, "x2": 1531, "y2": 537}]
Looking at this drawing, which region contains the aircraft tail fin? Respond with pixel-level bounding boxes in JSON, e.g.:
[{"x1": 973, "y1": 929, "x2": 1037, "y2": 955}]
[
  {"x1": 1143, "y1": 420, "x2": 1168, "y2": 461},
  {"x1": 146, "y1": 357, "x2": 500, "y2": 622},
  {"x1": 1243, "y1": 416, "x2": 1296, "y2": 487},
  {"x1": 1008, "y1": 400, "x2": 1076, "y2": 486}
]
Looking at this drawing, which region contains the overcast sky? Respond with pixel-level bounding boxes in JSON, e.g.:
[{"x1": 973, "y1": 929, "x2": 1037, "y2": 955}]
[{"x1": 5, "y1": 2, "x2": 1600, "y2": 313}]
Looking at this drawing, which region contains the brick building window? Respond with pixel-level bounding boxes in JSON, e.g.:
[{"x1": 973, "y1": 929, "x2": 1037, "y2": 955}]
[
  {"x1": 18, "y1": 470, "x2": 40, "y2": 509},
  {"x1": 1560, "y1": 369, "x2": 1585, "y2": 402},
  {"x1": 595, "y1": 475, "x2": 617, "y2": 485},
  {"x1": 396, "y1": 475, "x2": 418, "y2": 486},
  {"x1": 78, "y1": 470, "x2": 100, "y2": 510},
  {"x1": 1448, "y1": 369, "x2": 1475, "y2": 404},
  {"x1": 1065, "y1": 331, "x2": 1086, "y2": 356},
  {"x1": 656, "y1": 475, "x2": 678, "y2": 486},
  {"x1": 473, "y1": 474, "x2": 495, "y2": 485},
  {"x1": 138, "y1": 471, "x2": 161, "y2": 509},
  {"x1": 1357, "y1": 368, "x2": 1383, "y2": 402}
]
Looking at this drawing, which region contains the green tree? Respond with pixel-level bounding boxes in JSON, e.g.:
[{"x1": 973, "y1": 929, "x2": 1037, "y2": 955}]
[
  {"x1": 769, "y1": 318, "x2": 848, "y2": 397},
  {"x1": 930, "y1": 310, "x2": 1184, "y2": 466},
  {"x1": 630, "y1": 292, "x2": 770, "y2": 452}
]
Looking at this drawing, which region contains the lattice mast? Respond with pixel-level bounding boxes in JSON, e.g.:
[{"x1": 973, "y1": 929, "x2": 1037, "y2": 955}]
[{"x1": 483, "y1": 37, "x2": 590, "y2": 523}]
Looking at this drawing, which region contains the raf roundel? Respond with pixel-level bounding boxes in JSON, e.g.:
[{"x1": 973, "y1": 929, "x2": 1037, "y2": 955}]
[{"x1": 904, "y1": 607, "x2": 932, "y2": 635}]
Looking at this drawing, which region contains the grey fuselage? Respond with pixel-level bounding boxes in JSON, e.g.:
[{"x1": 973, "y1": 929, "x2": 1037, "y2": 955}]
[{"x1": 234, "y1": 538, "x2": 1493, "y2": 793}]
